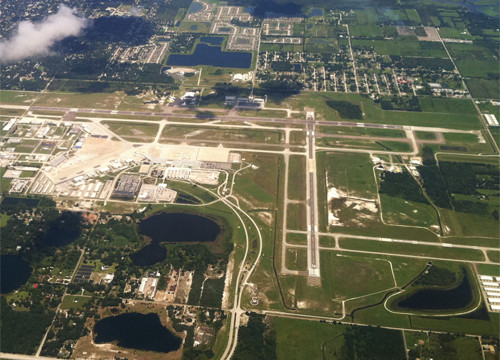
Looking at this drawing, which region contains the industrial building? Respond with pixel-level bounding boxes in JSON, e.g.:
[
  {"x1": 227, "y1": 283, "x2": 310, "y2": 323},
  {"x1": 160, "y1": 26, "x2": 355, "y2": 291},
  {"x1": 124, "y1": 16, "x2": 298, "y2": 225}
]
[{"x1": 112, "y1": 174, "x2": 142, "y2": 199}]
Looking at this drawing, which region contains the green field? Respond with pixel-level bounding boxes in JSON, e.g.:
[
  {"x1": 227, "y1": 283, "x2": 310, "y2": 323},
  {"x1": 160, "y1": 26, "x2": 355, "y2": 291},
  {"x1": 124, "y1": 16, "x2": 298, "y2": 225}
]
[
  {"x1": 352, "y1": 38, "x2": 447, "y2": 57},
  {"x1": 380, "y1": 194, "x2": 439, "y2": 228},
  {"x1": 288, "y1": 92, "x2": 482, "y2": 130},
  {"x1": 287, "y1": 155, "x2": 306, "y2": 201},
  {"x1": 60, "y1": 295, "x2": 92, "y2": 311},
  {"x1": 286, "y1": 232, "x2": 307, "y2": 245},
  {"x1": 233, "y1": 153, "x2": 281, "y2": 209},
  {"x1": 102, "y1": 121, "x2": 159, "y2": 142},
  {"x1": 324, "y1": 152, "x2": 377, "y2": 198},
  {"x1": 286, "y1": 203, "x2": 307, "y2": 231},
  {"x1": 321, "y1": 252, "x2": 396, "y2": 299},
  {"x1": 285, "y1": 248, "x2": 308, "y2": 271},
  {"x1": 419, "y1": 97, "x2": 477, "y2": 114},
  {"x1": 339, "y1": 238, "x2": 485, "y2": 261}
]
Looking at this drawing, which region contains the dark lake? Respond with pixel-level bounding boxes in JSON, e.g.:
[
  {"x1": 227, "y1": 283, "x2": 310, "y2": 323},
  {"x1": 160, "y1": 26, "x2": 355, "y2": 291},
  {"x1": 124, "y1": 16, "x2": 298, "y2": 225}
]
[
  {"x1": 398, "y1": 274, "x2": 473, "y2": 311},
  {"x1": 167, "y1": 43, "x2": 252, "y2": 68},
  {"x1": 40, "y1": 212, "x2": 82, "y2": 247},
  {"x1": 307, "y1": 8, "x2": 324, "y2": 18},
  {"x1": 200, "y1": 36, "x2": 224, "y2": 45},
  {"x1": 0, "y1": 254, "x2": 32, "y2": 294},
  {"x1": 132, "y1": 212, "x2": 221, "y2": 266},
  {"x1": 1, "y1": 197, "x2": 40, "y2": 208},
  {"x1": 94, "y1": 313, "x2": 182, "y2": 353},
  {"x1": 187, "y1": 1, "x2": 204, "y2": 14}
]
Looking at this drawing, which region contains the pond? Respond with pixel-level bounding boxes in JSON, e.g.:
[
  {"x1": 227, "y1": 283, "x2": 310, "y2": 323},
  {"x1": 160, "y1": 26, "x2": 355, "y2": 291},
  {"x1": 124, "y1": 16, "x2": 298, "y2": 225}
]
[
  {"x1": 1, "y1": 197, "x2": 40, "y2": 208},
  {"x1": 397, "y1": 274, "x2": 473, "y2": 311},
  {"x1": 167, "y1": 43, "x2": 252, "y2": 68},
  {"x1": 187, "y1": 1, "x2": 204, "y2": 14},
  {"x1": 307, "y1": 8, "x2": 324, "y2": 18},
  {"x1": 0, "y1": 254, "x2": 32, "y2": 294},
  {"x1": 132, "y1": 212, "x2": 221, "y2": 266},
  {"x1": 94, "y1": 313, "x2": 182, "y2": 353},
  {"x1": 200, "y1": 36, "x2": 224, "y2": 45},
  {"x1": 40, "y1": 212, "x2": 82, "y2": 247}
]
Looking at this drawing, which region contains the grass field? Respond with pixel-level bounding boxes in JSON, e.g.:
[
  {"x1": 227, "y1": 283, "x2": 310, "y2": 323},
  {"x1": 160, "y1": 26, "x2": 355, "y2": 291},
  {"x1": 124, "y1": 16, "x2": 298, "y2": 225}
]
[
  {"x1": 233, "y1": 153, "x2": 281, "y2": 209},
  {"x1": 102, "y1": 121, "x2": 159, "y2": 142},
  {"x1": 324, "y1": 152, "x2": 377, "y2": 198},
  {"x1": 380, "y1": 194, "x2": 439, "y2": 228},
  {"x1": 318, "y1": 126, "x2": 406, "y2": 138},
  {"x1": 0, "y1": 213, "x2": 11, "y2": 227},
  {"x1": 466, "y1": 78, "x2": 500, "y2": 99},
  {"x1": 0, "y1": 90, "x2": 38, "y2": 104},
  {"x1": 286, "y1": 232, "x2": 307, "y2": 245},
  {"x1": 352, "y1": 38, "x2": 447, "y2": 57},
  {"x1": 287, "y1": 155, "x2": 306, "y2": 201},
  {"x1": 286, "y1": 203, "x2": 307, "y2": 231},
  {"x1": 419, "y1": 97, "x2": 477, "y2": 114},
  {"x1": 321, "y1": 251, "x2": 396, "y2": 299},
  {"x1": 285, "y1": 248, "x2": 308, "y2": 271},
  {"x1": 274, "y1": 317, "x2": 346, "y2": 360},
  {"x1": 161, "y1": 126, "x2": 284, "y2": 145},
  {"x1": 60, "y1": 295, "x2": 92, "y2": 311},
  {"x1": 339, "y1": 238, "x2": 485, "y2": 261},
  {"x1": 288, "y1": 92, "x2": 482, "y2": 130},
  {"x1": 415, "y1": 131, "x2": 437, "y2": 140}
]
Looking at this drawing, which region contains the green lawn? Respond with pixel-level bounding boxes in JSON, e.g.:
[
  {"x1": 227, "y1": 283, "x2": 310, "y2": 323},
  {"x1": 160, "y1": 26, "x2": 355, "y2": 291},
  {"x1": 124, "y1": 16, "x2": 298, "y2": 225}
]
[
  {"x1": 288, "y1": 92, "x2": 482, "y2": 130},
  {"x1": 286, "y1": 203, "x2": 307, "y2": 231},
  {"x1": 324, "y1": 152, "x2": 377, "y2": 198},
  {"x1": 339, "y1": 238, "x2": 485, "y2": 261},
  {"x1": 321, "y1": 251, "x2": 396, "y2": 299},
  {"x1": 419, "y1": 97, "x2": 477, "y2": 114},
  {"x1": 0, "y1": 213, "x2": 11, "y2": 227},
  {"x1": 60, "y1": 295, "x2": 92, "y2": 311},
  {"x1": 286, "y1": 232, "x2": 307, "y2": 245},
  {"x1": 352, "y1": 38, "x2": 447, "y2": 57},
  {"x1": 287, "y1": 155, "x2": 306, "y2": 201},
  {"x1": 285, "y1": 248, "x2": 308, "y2": 271},
  {"x1": 380, "y1": 194, "x2": 439, "y2": 228},
  {"x1": 274, "y1": 317, "x2": 346, "y2": 360},
  {"x1": 102, "y1": 121, "x2": 159, "y2": 142}
]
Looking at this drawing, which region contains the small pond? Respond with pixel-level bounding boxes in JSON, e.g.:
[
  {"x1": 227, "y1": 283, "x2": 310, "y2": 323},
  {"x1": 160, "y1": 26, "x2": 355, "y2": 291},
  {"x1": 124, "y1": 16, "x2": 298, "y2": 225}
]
[
  {"x1": 167, "y1": 43, "x2": 252, "y2": 68},
  {"x1": 397, "y1": 274, "x2": 473, "y2": 311},
  {"x1": 94, "y1": 313, "x2": 182, "y2": 353},
  {"x1": 132, "y1": 212, "x2": 221, "y2": 266},
  {"x1": 1, "y1": 197, "x2": 40, "y2": 208},
  {"x1": 40, "y1": 211, "x2": 82, "y2": 247},
  {"x1": 0, "y1": 254, "x2": 32, "y2": 294},
  {"x1": 200, "y1": 36, "x2": 224, "y2": 45}
]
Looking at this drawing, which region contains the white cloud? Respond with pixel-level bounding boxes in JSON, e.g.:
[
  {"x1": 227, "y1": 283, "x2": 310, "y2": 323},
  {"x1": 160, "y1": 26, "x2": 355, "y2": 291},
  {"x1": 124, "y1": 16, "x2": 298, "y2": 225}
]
[{"x1": 0, "y1": 5, "x2": 88, "y2": 63}]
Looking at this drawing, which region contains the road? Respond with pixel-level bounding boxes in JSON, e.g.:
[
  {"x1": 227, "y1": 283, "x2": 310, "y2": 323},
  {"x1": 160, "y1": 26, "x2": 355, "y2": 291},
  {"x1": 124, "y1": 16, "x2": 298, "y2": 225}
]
[
  {"x1": 305, "y1": 112, "x2": 321, "y2": 281},
  {"x1": 3, "y1": 104, "x2": 486, "y2": 136}
]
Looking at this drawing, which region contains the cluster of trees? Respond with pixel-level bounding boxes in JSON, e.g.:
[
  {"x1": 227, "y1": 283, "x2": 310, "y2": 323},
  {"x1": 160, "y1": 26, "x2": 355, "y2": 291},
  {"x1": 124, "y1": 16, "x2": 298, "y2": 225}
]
[
  {"x1": 378, "y1": 95, "x2": 421, "y2": 112},
  {"x1": 232, "y1": 313, "x2": 276, "y2": 360},
  {"x1": 167, "y1": 306, "x2": 225, "y2": 360},
  {"x1": 85, "y1": 16, "x2": 155, "y2": 46},
  {"x1": 0, "y1": 296, "x2": 54, "y2": 354},
  {"x1": 418, "y1": 165, "x2": 451, "y2": 209},
  {"x1": 391, "y1": 56, "x2": 455, "y2": 71},
  {"x1": 326, "y1": 100, "x2": 363, "y2": 119},
  {"x1": 379, "y1": 170, "x2": 428, "y2": 203},
  {"x1": 340, "y1": 326, "x2": 406, "y2": 360},
  {"x1": 42, "y1": 313, "x2": 87, "y2": 357},
  {"x1": 199, "y1": 278, "x2": 226, "y2": 308},
  {"x1": 416, "y1": 149, "x2": 499, "y2": 217},
  {"x1": 413, "y1": 266, "x2": 458, "y2": 287}
]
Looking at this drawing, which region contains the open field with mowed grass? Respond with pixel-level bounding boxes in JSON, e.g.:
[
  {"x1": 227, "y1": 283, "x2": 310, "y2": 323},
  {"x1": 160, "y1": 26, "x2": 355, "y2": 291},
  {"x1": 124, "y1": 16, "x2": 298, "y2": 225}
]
[
  {"x1": 287, "y1": 155, "x2": 306, "y2": 201},
  {"x1": 287, "y1": 92, "x2": 482, "y2": 129},
  {"x1": 339, "y1": 238, "x2": 485, "y2": 261},
  {"x1": 102, "y1": 121, "x2": 159, "y2": 142}
]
